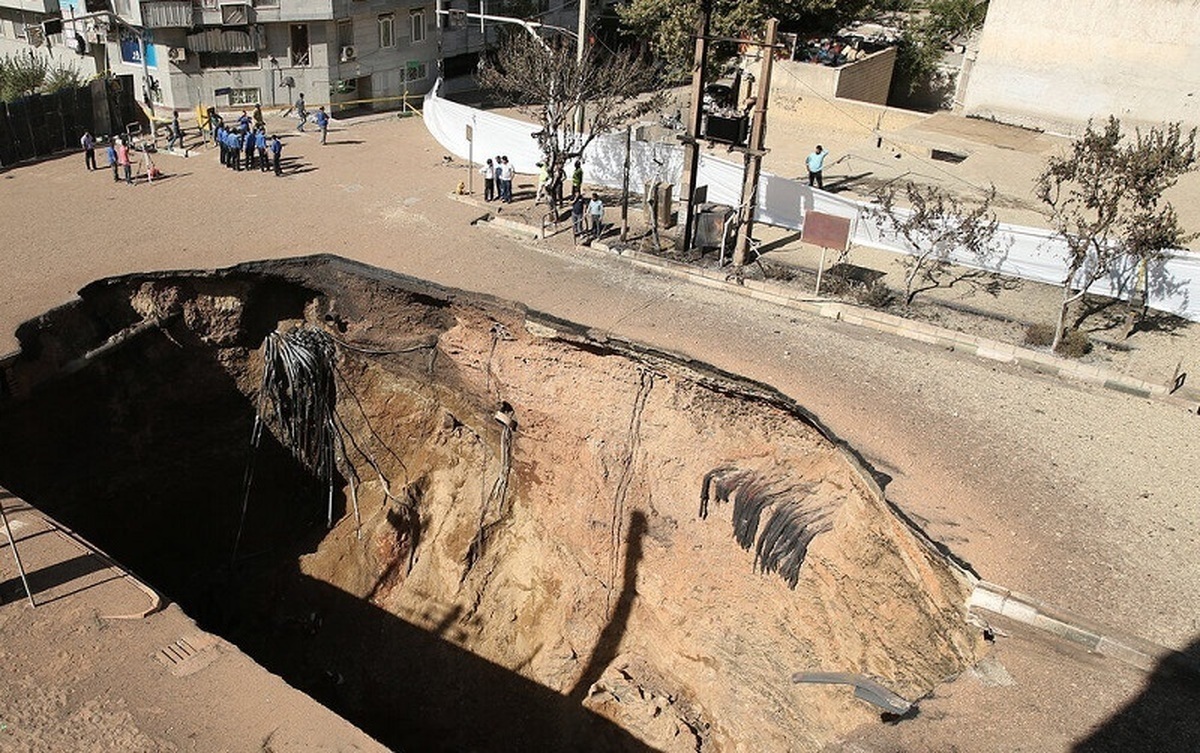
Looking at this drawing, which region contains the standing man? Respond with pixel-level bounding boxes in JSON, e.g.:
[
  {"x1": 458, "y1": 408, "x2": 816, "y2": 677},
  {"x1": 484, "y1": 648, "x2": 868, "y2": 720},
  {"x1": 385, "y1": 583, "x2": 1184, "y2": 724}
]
[
  {"x1": 314, "y1": 106, "x2": 329, "y2": 145},
  {"x1": 571, "y1": 192, "x2": 586, "y2": 238},
  {"x1": 270, "y1": 134, "x2": 283, "y2": 176},
  {"x1": 166, "y1": 111, "x2": 183, "y2": 151},
  {"x1": 232, "y1": 130, "x2": 243, "y2": 171},
  {"x1": 106, "y1": 138, "x2": 119, "y2": 182},
  {"x1": 480, "y1": 158, "x2": 495, "y2": 201},
  {"x1": 116, "y1": 138, "x2": 132, "y2": 185},
  {"x1": 295, "y1": 93, "x2": 308, "y2": 132},
  {"x1": 244, "y1": 127, "x2": 255, "y2": 170},
  {"x1": 498, "y1": 156, "x2": 514, "y2": 203},
  {"x1": 252, "y1": 103, "x2": 265, "y2": 131},
  {"x1": 80, "y1": 131, "x2": 97, "y2": 171},
  {"x1": 587, "y1": 192, "x2": 604, "y2": 240},
  {"x1": 571, "y1": 160, "x2": 583, "y2": 197},
  {"x1": 217, "y1": 123, "x2": 227, "y2": 166},
  {"x1": 256, "y1": 128, "x2": 269, "y2": 172},
  {"x1": 805, "y1": 145, "x2": 827, "y2": 189}
]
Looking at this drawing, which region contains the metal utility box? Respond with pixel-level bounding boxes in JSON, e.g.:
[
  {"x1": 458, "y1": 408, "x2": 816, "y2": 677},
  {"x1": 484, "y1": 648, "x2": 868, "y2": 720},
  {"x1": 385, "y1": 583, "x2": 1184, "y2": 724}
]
[
  {"x1": 645, "y1": 182, "x2": 675, "y2": 229},
  {"x1": 694, "y1": 203, "x2": 736, "y2": 250},
  {"x1": 703, "y1": 114, "x2": 749, "y2": 146}
]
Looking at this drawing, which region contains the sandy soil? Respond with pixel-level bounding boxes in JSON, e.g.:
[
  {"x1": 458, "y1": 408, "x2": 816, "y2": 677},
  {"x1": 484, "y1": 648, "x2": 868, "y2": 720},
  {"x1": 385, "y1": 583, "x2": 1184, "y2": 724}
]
[{"x1": 1, "y1": 108, "x2": 1198, "y2": 751}]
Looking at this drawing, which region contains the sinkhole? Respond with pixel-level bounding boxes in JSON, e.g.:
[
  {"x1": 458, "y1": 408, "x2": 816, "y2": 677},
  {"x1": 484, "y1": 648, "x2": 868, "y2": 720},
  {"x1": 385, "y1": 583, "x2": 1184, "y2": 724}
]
[{"x1": 0, "y1": 256, "x2": 984, "y2": 752}]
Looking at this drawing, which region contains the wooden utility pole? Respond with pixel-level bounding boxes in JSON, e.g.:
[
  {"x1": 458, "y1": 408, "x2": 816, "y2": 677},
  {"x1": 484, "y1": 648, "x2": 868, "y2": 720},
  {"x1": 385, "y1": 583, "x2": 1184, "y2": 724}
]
[
  {"x1": 574, "y1": 0, "x2": 589, "y2": 134},
  {"x1": 732, "y1": 17, "x2": 778, "y2": 270},
  {"x1": 621, "y1": 124, "x2": 632, "y2": 240},
  {"x1": 678, "y1": 0, "x2": 712, "y2": 254}
]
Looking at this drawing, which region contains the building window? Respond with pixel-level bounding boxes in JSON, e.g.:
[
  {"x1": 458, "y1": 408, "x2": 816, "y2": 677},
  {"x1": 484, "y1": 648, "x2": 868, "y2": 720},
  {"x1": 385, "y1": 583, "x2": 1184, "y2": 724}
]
[
  {"x1": 405, "y1": 60, "x2": 427, "y2": 83},
  {"x1": 289, "y1": 24, "x2": 309, "y2": 66},
  {"x1": 409, "y1": 8, "x2": 425, "y2": 44},
  {"x1": 378, "y1": 13, "x2": 394, "y2": 48},
  {"x1": 251, "y1": 0, "x2": 279, "y2": 8},
  {"x1": 227, "y1": 87, "x2": 261, "y2": 105},
  {"x1": 337, "y1": 18, "x2": 353, "y2": 48}
]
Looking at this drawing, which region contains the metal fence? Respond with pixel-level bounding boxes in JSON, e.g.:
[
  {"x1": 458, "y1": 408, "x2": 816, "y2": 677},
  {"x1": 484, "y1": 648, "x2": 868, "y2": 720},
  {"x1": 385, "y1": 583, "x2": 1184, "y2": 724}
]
[{"x1": 0, "y1": 74, "x2": 140, "y2": 168}]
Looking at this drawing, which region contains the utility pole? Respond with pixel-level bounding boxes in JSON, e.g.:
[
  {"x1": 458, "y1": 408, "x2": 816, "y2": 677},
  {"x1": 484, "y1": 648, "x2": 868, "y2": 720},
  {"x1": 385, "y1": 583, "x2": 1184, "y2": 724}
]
[
  {"x1": 678, "y1": 0, "x2": 712, "y2": 254},
  {"x1": 620, "y1": 124, "x2": 631, "y2": 240},
  {"x1": 574, "y1": 0, "x2": 588, "y2": 134},
  {"x1": 732, "y1": 17, "x2": 778, "y2": 270}
]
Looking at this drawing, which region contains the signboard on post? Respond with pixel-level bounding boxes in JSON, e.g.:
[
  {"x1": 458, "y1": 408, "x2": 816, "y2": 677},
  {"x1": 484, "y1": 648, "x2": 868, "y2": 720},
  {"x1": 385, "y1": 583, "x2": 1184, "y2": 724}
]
[{"x1": 802, "y1": 210, "x2": 852, "y2": 295}]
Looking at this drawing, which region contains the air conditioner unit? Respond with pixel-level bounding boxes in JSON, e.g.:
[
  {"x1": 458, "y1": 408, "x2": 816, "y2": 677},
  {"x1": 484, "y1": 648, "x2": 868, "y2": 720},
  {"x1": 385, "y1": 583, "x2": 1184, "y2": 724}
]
[
  {"x1": 167, "y1": 47, "x2": 187, "y2": 62},
  {"x1": 340, "y1": 45, "x2": 356, "y2": 62}
]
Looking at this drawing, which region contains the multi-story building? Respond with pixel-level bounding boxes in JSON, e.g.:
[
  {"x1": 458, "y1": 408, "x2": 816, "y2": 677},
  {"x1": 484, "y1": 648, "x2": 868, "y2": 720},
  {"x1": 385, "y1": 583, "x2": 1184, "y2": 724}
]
[
  {"x1": 96, "y1": 0, "x2": 442, "y2": 113},
  {"x1": 0, "y1": 0, "x2": 101, "y2": 82},
  {"x1": 0, "y1": 0, "x2": 592, "y2": 115}
]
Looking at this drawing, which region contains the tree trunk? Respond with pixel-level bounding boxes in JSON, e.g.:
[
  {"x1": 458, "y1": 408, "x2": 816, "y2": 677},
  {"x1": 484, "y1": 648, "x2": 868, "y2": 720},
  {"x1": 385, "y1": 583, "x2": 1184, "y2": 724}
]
[{"x1": 1052, "y1": 281, "x2": 1086, "y2": 353}]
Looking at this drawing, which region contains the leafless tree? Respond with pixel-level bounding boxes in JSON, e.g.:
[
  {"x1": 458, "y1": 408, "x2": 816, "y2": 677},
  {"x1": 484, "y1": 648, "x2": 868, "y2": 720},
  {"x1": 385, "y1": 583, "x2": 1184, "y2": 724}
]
[
  {"x1": 869, "y1": 181, "x2": 1005, "y2": 306},
  {"x1": 477, "y1": 33, "x2": 661, "y2": 175}
]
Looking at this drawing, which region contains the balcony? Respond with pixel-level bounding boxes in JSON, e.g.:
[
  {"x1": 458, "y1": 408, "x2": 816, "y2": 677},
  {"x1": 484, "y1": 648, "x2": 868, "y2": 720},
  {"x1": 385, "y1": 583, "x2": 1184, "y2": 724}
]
[
  {"x1": 2, "y1": 0, "x2": 60, "y2": 15},
  {"x1": 141, "y1": 0, "x2": 193, "y2": 28}
]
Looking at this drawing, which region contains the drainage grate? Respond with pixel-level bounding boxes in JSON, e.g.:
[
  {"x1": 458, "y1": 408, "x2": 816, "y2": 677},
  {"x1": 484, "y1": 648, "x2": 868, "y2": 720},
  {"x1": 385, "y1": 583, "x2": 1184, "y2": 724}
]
[{"x1": 155, "y1": 633, "x2": 220, "y2": 677}]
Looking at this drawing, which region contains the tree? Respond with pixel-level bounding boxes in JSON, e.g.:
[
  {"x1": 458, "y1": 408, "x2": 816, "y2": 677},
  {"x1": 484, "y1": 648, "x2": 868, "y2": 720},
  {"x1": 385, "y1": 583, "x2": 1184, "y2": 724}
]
[
  {"x1": 869, "y1": 180, "x2": 1003, "y2": 305},
  {"x1": 617, "y1": 0, "x2": 886, "y2": 79},
  {"x1": 1035, "y1": 117, "x2": 1197, "y2": 352},
  {"x1": 476, "y1": 33, "x2": 660, "y2": 175},
  {"x1": 891, "y1": 0, "x2": 989, "y2": 106},
  {"x1": 0, "y1": 50, "x2": 81, "y2": 103}
]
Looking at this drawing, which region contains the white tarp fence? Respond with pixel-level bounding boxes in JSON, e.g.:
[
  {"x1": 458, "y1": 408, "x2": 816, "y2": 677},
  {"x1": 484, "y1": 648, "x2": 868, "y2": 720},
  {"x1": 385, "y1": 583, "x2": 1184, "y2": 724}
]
[{"x1": 424, "y1": 81, "x2": 1200, "y2": 321}]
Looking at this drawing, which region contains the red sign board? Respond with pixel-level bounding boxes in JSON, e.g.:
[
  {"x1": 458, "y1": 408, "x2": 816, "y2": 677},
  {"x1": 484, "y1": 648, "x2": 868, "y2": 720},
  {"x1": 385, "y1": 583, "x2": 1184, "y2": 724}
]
[{"x1": 801, "y1": 211, "x2": 851, "y2": 251}]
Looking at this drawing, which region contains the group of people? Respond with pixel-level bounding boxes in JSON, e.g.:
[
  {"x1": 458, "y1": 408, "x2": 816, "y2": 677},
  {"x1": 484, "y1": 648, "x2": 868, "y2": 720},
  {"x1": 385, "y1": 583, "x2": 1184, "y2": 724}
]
[
  {"x1": 479, "y1": 156, "x2": 516, "y2": 203},
  {"x1": 81, "y1": 130, "x2": 150, "y2": 185},
  {"x1": 213, "y1": 107, "x2": 284, "y2": 176},
  {"x1": 480, "y1": 156, "x2": 606, "y2": 240},
  {"x1": 293, "y1": 93, "x2": 331, "y2": 145}
]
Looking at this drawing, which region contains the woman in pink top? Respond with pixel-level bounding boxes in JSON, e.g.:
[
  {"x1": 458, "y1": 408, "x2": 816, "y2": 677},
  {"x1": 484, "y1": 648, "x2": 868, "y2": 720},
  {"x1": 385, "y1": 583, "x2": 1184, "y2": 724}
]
[{"x1": 115, "y1": 140, "x2": 132, "y2": 185}]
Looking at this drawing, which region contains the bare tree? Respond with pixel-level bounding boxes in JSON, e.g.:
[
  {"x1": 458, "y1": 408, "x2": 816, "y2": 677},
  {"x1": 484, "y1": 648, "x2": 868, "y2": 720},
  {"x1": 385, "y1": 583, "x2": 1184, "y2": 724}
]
[
  {"x1": 476, "y1": 33, "x2": 661, "y2": 175},
  {"x1": 869, "y1": 181, "x2": 1004, "y2": 306},
  {"x1": 1036, "y1": 117, "x2": 1198, "y2": 352}
]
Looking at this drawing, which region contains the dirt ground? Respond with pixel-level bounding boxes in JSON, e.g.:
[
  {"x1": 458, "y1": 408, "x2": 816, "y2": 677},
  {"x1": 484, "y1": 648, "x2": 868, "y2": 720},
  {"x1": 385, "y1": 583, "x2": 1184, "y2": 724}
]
[{"x1": 1, "y1": 105, "x2": 1198, "y2": 752}]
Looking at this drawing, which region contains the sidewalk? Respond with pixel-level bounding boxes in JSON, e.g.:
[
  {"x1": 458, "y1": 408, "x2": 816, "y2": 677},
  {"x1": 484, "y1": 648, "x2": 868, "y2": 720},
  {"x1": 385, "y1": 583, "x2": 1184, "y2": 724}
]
[
  {"x1": 458, "y1": 188, "x2": 1200, "y2": 411},
  {"x1": 0, "y1": 488, "x2": 386, "y2": 752}
]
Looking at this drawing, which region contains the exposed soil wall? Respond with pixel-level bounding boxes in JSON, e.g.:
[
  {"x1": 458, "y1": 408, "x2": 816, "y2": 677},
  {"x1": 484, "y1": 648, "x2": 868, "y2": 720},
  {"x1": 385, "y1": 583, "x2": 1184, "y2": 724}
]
[{"x1": 0, "y1": 256, "x2": 983, "y2": 751}]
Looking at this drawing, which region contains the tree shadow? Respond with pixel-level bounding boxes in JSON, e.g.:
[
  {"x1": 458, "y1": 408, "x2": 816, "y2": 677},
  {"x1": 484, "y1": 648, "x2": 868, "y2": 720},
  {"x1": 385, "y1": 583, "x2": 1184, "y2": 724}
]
[{"x1": 1072, "y1": 637, "x2": 1200, "y2": 752}]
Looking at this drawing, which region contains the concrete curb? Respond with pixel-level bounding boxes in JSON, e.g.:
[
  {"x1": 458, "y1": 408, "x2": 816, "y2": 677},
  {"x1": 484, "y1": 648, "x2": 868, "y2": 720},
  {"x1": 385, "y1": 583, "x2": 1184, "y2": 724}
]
[
  {"x1": 968, "y1": 581, "x2": 1200, "y2": 676},
  {"x1": 453, "y1": 194, "x2": 1199, "y2": 413}
]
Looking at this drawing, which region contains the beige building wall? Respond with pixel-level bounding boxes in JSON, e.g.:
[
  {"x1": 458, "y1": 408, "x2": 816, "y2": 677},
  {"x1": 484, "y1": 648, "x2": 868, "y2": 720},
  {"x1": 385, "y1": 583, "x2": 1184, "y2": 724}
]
[{"x1": 963, "y1": 0, "x2": 1200, "y2": 133}]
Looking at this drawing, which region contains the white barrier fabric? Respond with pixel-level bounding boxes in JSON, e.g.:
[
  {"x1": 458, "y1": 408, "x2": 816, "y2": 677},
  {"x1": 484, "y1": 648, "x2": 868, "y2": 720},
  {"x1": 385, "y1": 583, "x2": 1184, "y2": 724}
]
[{"x1": 424, "y1": 82, "x2": 1199, "y2": 321}]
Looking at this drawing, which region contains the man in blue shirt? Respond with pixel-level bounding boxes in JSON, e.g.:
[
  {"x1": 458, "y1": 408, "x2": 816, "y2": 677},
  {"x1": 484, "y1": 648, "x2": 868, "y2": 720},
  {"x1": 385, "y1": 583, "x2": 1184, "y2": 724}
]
[
  {"x1": 271, "y1": 135, "x2": 283, "y2": 176},
  {"x1": 243, "y1": 127, "x2": 255, "y2": 170},
  {"x1": 256, "y1": 129, "x2": 268, "y2": 172},
  {"x1": 106, "y1": 138, "x2": 118, "y2": 182},
  {"x1": 806, "y1": 145, "x2": 827, "y2": 189},
  {"x1": 314, "y1": 106, "x2": 330, "y2": 145}
]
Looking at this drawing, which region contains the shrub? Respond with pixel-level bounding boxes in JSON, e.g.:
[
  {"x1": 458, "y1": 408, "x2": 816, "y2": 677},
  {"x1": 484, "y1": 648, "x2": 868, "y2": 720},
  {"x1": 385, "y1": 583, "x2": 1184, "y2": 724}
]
[{"x1": 855, "y1": 280, "x2": 895, "y2": 309}]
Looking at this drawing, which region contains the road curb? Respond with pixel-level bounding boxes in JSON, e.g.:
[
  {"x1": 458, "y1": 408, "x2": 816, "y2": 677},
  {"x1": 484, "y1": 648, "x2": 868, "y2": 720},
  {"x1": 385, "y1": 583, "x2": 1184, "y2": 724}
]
[
  {"x1": 454, "y1": 194, "x2": 1198, "y2": 413},
  {"x1": 968, "y1": 581, "x2": 1200, "y2": 676}
]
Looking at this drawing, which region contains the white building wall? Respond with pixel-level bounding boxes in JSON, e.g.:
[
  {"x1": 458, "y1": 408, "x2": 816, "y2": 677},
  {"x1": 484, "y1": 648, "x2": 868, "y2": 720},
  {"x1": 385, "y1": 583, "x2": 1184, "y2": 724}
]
[{"x1": 963, "y1": 0, "x2": 1200, "y2": 133}]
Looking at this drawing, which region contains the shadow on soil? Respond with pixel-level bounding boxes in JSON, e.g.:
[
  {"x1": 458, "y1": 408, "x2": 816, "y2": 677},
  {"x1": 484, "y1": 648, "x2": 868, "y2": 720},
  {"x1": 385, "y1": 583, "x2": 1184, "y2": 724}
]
[
  {"x1": 0, "y1": 279, "x2": 654, "y2": 752},
  {"x1": 1073, "y1": 638, "x2": 1200, "y2": 752}
]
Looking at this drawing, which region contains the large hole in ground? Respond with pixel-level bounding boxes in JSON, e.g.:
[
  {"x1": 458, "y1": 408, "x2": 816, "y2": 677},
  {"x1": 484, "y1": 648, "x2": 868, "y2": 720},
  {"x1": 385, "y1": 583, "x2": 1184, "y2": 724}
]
[{"x1": 0, "y1": 256, "x2": 984, "y2": 752}]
